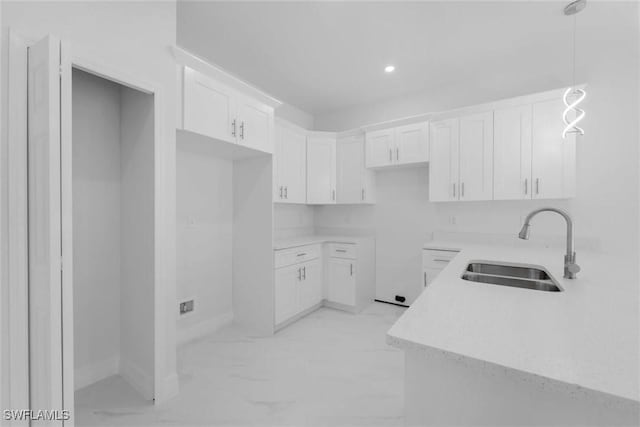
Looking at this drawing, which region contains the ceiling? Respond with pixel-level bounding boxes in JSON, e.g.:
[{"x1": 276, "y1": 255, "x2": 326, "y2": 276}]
[{"x1": 177, "y1": 1, "x2": 593, "y2": 115}]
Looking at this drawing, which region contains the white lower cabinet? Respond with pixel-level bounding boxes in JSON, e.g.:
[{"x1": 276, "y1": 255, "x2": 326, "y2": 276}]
[
  {"x1": 274, "y1": 239, "x2": 375, "y2": 330},
  {"x1": 421, "y1": 248, "x2": 460, "y2": 290},
  {"x1": 327, "y1": 258, "x2": 356, "y2": 306}
]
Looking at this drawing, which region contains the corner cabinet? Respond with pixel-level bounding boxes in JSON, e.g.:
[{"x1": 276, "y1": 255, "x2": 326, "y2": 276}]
[
  {"x1": 365, "y1": 122, "x2": 429, "y2": 168},
  {"x1": 306, "y1": 134, "x2": 337, "y2": 204},
  {"x1": 336, "y1": 135, "x2": 376, "y2": 204},
  {"x1": 178, "y1": 66, "x2": 274, "y2": 154},
  {"x1": 274, "y1": 122, "x2": 307, "y2": 203}
]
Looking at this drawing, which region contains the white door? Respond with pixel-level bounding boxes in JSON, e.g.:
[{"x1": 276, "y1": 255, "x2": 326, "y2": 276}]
[
  {"x1": 365, "y1": 128, "x2": 394, "y2": 168},
  {"x1": 327, "y1": 258, "x2": 356, "y2": 306},
  {"x1": 429, "y1": 119, "x2": 459, "y2": 202},
  {"x1": 493, "y1": 105, "x2": 533, "y2": 200},
  {"x1": 336, "y1": 136, "x2": 364, "y2": 204},
  {"x1": 298, "y1": 259, "x2": 322, "y2": 311},
  {"x1": 28, "y1": 35, "x2": 73, "y2": 424},
  {"x1": 458, "y1": 112, "x2": 494, "y2": 201},
  {"x1": 307, "y1": 137, "x2": 336, "y2": 204},
  {"x1": 183, "y1": 67, "x2": 236, "y2": 143},
  {"x1": 532, "y1": 99, "x2": 576, "y2": 199},
  {"x1": 237, "y1": 95, "x2": 273, "y2": 153},
  {"x1": 395, "y1": 122, "x2": 429, "y2": 165},
  {"x1": 283, "y1": 128, "x2": 308, "y2": 203},
  {"x1": 274, "y1": 265, "x2": 300, "y2": 324}
]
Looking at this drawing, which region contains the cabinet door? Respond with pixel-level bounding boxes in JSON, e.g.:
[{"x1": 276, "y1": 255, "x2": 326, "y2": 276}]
[
  {"x1": 307, "y1": 137, "x2": 336, "y2": 204},
  {"x1": 237, "y1": 95, "x2": 274, "y2": 153},
  {"x1": 337, "y1": 136, "x2": 364, "y2": 204},
  {"x1": 365, "y1": 128, "x2": 394, "y2": 168},
  {"x1": 423, "y1": 268, "x2": 443, "y2": 288},
  {"x1": 299, "y1": 259, "x2": 322, "y2": 311},
  {"x1": 183, "y1": 67, "x2": 236, "y2": 143},
  {"x1": 429, "y1": 119, "x2": 459, "y2": 201},
  {"x1": 395, "y1": 122, "x2": 429, "y2": 165},
  {"x1": 532, "y1": 99, "x2": 576, "y2": 199},
  {"x1": 275, "y1": 265, "x2": 300, "y2": 324},
  {"x1": 327, "y1": 258, "x2": 356, "y2": 306},
  {"x1": 493, "y1": 105, "x2": 533, "y2": 200},
  {"x1": 275, "y1": 125, "x2": 307, "y2": 203},
  {"x1": 458, "y1": 112, "x2": 494, "y2": 201}
]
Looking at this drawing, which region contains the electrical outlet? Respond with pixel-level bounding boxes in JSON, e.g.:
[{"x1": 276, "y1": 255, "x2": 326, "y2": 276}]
[{"x1": 179, "y1": 299, "x2": 194, "y2": 315}]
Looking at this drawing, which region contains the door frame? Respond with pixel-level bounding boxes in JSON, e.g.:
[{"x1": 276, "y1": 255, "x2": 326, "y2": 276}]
[{"x1": 5, "y1": 29, "x2": 177, "y2": 420}]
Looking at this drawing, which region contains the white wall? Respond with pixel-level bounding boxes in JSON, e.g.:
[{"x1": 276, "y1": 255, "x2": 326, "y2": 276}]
[
  {"x1": 275, "y1": 103, "x2": 314, "y2": 130},
  {"x1": 119, "y1": 85, "x2": 156, "y2": 399},
  {"x1": 72, "y1": 69, "x2": 122, "y2": 389},
  {"x1": 273, "y1": 204, "x2": 315, "y2": 239},
  {"x1": 176, "y1": 132, "x2": 234, "y2": 344},
  {"x1": 1, "y1": 0, "x2": 178, "y2": 401},
  {"x1": 315, "y1": 2, "x2": 639, "y2": 265}
]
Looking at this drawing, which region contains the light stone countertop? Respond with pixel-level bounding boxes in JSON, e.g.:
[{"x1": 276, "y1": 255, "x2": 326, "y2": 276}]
[
  {"x1": 388, "y1": 239, "x2": 640, "y2": 404},
  {"x1": 273, "y1": 235, "x2": 373, "y2": 250}
]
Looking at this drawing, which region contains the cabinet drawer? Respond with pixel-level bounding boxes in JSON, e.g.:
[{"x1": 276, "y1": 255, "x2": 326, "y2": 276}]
[
  {"x1": 422, "y1": 249, "x2": 459, "y2": 269},
  {"x1": 275, "y1": 244, "x2": 321, "y2": 268},
  {"x1": 328, "y1": 242, "x2": 357, "y2": 259}
]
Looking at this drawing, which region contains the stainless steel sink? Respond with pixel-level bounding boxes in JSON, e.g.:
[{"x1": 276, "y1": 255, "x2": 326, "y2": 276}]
[{"x1": 462, "y1": 262, "x2": 561, "y2": 292}]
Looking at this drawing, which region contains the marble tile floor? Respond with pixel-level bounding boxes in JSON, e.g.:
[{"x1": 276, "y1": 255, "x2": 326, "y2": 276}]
[{"x1": 75, "y1": 302, "x2": 407, "y2": 426}]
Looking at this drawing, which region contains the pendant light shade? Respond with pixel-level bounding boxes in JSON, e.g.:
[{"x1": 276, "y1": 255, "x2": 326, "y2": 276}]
[{"x1": 562, "y1": 0, "x2": 587, "y2": 139}]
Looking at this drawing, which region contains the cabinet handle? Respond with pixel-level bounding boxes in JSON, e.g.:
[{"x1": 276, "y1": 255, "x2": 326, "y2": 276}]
[
  {"x1": 335, "y1": 249, "x2": 347, "y2": 253},
  {"x1": 461, "y1": 182, "x2": 465, "y2": 198},
  {"x1": 362, "y1": 188, "x2": 365, "y2": 201},
  {"x1": 350, "y1": 263, "x2": 353, "y2": 276},
  {"x1": 332, "y1": 189, "x2": 336, "y2": 201},
  {"x1": 535, "y1": 178, "x2": 540, "y2": 195},
  {"x1": 240, "y1": 121, "x2": 245, "y2": 140},
  {"x1": 433, "y1": 259, "x2": 450, "y2": 263},
  {"x1": 279, "y1": 186, "x2": 283, "y2": 199},
  {"x1": 389, "y1": 149, "x2": 392, "y2": 161},
  {"x1": 453, "y1": 183, "x2": 456, "y2": 198},
  {"x1": 302, "y1": 266, "x2": 306, "y2": 280},
  {"x1": 231, "y1": 119, "x2": 237, "y2": 137},
  {"x1": 396, "y1": 147, "x2": 399, "y2": 161},
  {"x1": 524, "y1": 178, "x2": 528, "y2": 195},
  {"x1": 424, "y1": 272, "x2": 427, "y2": 287},
  {"x1": 284, "y1": 186, "x2": 288, "y2": 199},
  {"x1": 298, "y1": 268, "x2": 302, "y2": 280},
  {"x1": 296, "y1": 253, "x2": 307, "y2": 257}
]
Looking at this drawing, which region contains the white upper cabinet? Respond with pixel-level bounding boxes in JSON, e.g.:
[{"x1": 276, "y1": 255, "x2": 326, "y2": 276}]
[
  {"x1": 429, "y1": 119, "x2": 459, "y2": 202},
  {"x1": 531, "y1": 98, "x2": 576, "y2": 199},
  {"x1": 395, "y1": 122, "x2": 429, "y2": 166},
  {"x1": 336, "y1": 135, "x2": 376, "y2": 204},
  {"x1": 306, "y1": 135, "x2": 337, "y2": 204},
  {"x1": 236, "y1": 95, "x2": 274, "y2": 153},
  {"x1": 274, "y1": 122, "x2": 306, "y2": 204},
  {"x1": 458, "y1": 112, "x2": 494, "y2": 201},
  {"x1": 180, "y1": 66, "x2": 274, "y2": 153},
  {"x1": 365, "y1": 122, "x2": 428, "y2": 168},
  {"x1": 365, "y1": 128, "x2": 395, "y2": 168},
  {"x1": 494, "y1": 105, "x2": 533, "y2": 200},
  {"x1": 183, "y1": 67, "x2": 236, "y2": 144}
]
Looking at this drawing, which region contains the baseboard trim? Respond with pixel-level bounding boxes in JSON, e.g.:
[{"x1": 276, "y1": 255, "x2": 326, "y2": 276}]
[
  {"x1": 374, "y1": 299, "x2": 409, "y2": 308},
  {"x1": 120, "y1": 357, "x2": 154, "y2": 400},
  {"x1": 177, "y1": 311, "x2": 233, "y2": 346},
  {"x1": 74, "y1": 356, "x2": 119, "y2": 391}
]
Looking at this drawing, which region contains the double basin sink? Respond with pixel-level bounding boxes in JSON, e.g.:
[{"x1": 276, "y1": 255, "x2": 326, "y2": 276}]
[{"x1": 461, "y1": 261, "x2": 562, "y2": 292}]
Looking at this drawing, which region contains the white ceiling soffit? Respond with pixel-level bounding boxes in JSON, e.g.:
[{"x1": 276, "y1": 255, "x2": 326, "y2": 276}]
[{"x1": 176, "y1": 1, "x2": 611, "y2": 115}]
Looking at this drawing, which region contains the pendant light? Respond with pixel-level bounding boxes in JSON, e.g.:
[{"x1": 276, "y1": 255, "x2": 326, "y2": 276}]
[{"x1": 562, "y1": 0, "x2": 587, "y2": 139}]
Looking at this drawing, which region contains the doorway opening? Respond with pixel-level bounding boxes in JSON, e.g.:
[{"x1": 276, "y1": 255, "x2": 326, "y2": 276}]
[{"x1": 70, "y1": 68, "x2": 155, "y2": 405}]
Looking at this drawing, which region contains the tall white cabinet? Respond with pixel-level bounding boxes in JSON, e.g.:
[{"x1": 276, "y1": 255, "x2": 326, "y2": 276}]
[
  {"x1": 336, "y1": 135, "x2": 376, "y2": 204},
  {"x1": 274, "y1": 122, "x2": 307, "y2": 203},
  {"x1": 306, "y1": 134, "x2": 337, "y2": 204},
  {"x1": 429, "y1": 119, "x2": 459, "y2": 202}
]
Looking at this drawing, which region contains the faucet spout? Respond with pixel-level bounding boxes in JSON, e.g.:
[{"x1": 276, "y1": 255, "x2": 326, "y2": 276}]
[{"x1": 518, "y1": 207, "x2": 580, "y2": 279}]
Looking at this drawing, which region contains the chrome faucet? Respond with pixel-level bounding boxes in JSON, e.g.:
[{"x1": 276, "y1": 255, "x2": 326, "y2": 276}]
[{"x1": 518, "y1": 207, "x2": 581, "y2": 279}]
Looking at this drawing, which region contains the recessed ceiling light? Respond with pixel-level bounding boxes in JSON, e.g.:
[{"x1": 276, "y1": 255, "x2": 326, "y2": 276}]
[{"x1": 384, "y1": 65, "x2": 395, "y2": 73}]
